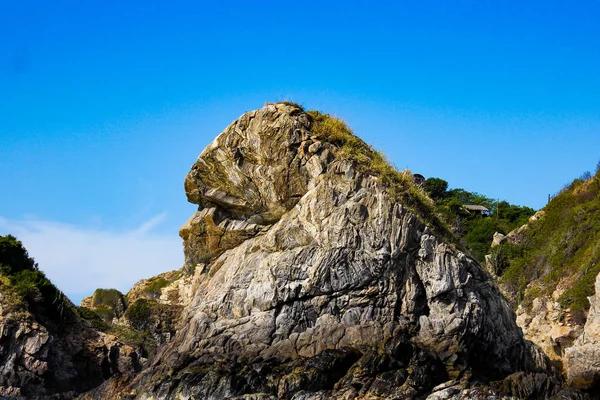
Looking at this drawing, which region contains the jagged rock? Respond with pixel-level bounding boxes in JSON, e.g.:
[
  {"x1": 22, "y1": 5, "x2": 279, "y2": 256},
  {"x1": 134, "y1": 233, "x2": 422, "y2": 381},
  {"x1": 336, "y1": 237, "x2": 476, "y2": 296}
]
[
  {"x1": 158, "y1": 264, "x2": 205, "y2": 307},
  {"x1": 516, "y1": 296, "x2": 579, "y2": 364},
  {"x1": 127, "y1": 270, "x2": 180, "y2": 304},
  {"x1": 80, "y1": 295, "x2": 94, "y2": 309},
  {"x1": 0, "y1": 314, "x2": 140, "y2": 399},
  {"x1": 564, "y1": 272, "x2": 600, "y2": 390},
  {"x1": 491, "y1": 232, "x2": 507, "y2": 248},
  {"x1": 529, "y1": 210, "x2": 546, "y2": 222},
  {"x1": 80, "y1": 103, "x2": 570, "y2": 399},
  {"x1": 506, "y1": 224, "x2": 530, "y2": 245}
]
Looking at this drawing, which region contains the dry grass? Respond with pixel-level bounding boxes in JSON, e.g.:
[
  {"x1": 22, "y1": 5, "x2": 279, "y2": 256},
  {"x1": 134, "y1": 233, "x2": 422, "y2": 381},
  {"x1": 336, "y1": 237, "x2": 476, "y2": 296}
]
[{"x1": 307, "y1": 110, "x2": 456, "y2": 245}]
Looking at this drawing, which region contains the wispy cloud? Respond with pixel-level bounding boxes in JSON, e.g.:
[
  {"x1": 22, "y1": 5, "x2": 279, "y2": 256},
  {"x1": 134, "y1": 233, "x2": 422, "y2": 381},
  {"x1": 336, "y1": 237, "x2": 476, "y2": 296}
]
[
  {"x1": 0, "y1": 215, "x2": 183, "y2": 304},
  {"x1": 132, "y1": 212, "x2": 168, "y2": 236}
]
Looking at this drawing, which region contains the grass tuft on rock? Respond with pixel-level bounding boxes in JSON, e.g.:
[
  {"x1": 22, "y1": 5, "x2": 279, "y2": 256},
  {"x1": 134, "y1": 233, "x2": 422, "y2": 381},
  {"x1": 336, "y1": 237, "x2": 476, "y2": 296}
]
[{"x1": 306, "y1": 110, "x2": 456, "y2": 245}]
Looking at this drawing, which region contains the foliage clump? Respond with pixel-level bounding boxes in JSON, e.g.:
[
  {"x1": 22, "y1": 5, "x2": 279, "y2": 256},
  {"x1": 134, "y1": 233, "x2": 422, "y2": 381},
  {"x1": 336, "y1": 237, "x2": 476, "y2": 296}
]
[
  {"x1": 91, "y1": 288, "x2": 127, "y2": 321},
  {"x1": 144, "y1": 277, "x2": 169, "y2": 298},
  {"x1": 125, "y1": 298, "x2": 152, "y2": 330},
  {"x1": 307, "y1": 111, "x2": 455, "y2": 244},
  {"x1": 0, "y1": 235, "x2": 74, "y2": 326},
  {"x1": 421, "y1": 177, "x2": 535, "y2": 261},
  {"x1": 76, "y1": 306, "x2": 108, "y2": 330},
  {"x1": 279, "y1": 101, "x2": 305, "y2": 111}
]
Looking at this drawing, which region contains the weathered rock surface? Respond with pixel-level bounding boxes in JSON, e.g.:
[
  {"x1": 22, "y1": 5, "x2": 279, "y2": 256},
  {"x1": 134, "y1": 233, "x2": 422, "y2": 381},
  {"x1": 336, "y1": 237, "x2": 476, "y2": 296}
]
[
  {"x1": 78, "y1": 103, "x2": 578, "y2": 400},
  {"x1": 516, "y1": 292, "x2": 584, "y2": 367},
  {"x1": 491, "y1": 232, "x2": 507, "y2": 248},
  {"x1": 564, "y1": 272, "x2": 600, "y2": 390},
  {"x1": 0, "y1": 313, "x2": 141, "y2": 399}
]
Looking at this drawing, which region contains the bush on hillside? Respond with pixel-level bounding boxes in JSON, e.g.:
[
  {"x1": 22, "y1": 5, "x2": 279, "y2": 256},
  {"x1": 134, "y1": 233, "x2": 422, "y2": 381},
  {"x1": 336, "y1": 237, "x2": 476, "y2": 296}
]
[
  {"x1": 145, "y1": 277, "x2": 169, "y2": 298},
  {"x1": 125, "y1": 298, "x2": 152, "y2": 330},
  {"x1": 0, "y1": 235, "x2": 74, "y2": 326},
  {"x1": 422, "y1": 178, "x2": 535, "y2": 262}
]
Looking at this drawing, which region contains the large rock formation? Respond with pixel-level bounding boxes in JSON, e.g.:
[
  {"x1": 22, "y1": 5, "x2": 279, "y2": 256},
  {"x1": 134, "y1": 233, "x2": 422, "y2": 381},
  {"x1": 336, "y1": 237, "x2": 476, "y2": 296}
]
[{"x1": 82, "y1": 103, "x2": 580, "y2": 400}]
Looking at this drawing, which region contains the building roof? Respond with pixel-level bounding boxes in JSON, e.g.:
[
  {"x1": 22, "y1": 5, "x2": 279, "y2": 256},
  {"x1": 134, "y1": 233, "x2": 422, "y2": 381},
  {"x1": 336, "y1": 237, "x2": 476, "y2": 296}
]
[{"x1": 464, "y1": 204, "x2": 489, "y2": 212}]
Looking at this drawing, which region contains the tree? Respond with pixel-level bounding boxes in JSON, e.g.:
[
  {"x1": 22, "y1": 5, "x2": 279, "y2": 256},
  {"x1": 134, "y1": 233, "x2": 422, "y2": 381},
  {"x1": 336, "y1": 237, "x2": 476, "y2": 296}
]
[
  {"x1": 424, "y1": 177, "x2": 448, "y2": 201},
  {"x1": 0, "y1": 234, "x2": 37, "y2": 275},
  {"x1": 0, "y1": 234, "x2": 73, "y2": 325}
]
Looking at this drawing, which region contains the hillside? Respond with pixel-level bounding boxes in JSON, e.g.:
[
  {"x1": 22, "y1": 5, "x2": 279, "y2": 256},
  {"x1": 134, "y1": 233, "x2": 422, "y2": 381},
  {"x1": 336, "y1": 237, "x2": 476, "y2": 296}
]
[
  {"x1": 495, "y1": 167, "x2": 600, "y2": 315},
  {"x1": 489, "y1": 166, "x2": 600, "y2": 390}
]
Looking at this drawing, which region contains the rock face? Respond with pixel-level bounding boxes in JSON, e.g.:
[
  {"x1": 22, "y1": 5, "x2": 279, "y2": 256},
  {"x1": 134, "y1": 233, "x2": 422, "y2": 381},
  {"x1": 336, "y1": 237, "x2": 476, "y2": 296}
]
[
  {"x1": 86, "y1": 103, "x2": 571, "y2": 400},
  {"x1": 564, "y1": 272, "x2": 600, "y2": 390},
  {"x1": 516, "y1": 292, "x2": 583, "y2": 367},
  {"x1": 0, "y1": 313, "x2": 140, "y2": 399}
]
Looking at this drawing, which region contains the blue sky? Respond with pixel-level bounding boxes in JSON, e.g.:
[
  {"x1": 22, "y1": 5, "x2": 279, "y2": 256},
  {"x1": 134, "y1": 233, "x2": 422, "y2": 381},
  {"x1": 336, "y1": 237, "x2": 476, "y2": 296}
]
[{"x1": 1, "y1": 1, "x2": 599, "y2": 302}]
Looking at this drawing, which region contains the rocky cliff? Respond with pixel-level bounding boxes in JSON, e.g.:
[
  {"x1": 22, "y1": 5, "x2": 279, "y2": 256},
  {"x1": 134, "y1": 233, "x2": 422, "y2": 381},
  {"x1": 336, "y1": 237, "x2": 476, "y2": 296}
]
[
  {"x1": 82, "y1": 103, "x2": 585, "y2": 399},
  {"x1": 0, "y1": 236, "x2": 141, "y2": 399}
]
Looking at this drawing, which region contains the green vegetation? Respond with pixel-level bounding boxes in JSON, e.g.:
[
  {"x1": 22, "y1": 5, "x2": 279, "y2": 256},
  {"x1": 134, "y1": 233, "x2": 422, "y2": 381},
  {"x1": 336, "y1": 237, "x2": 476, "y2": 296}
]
[
  {"x1": 280, "y1": 101, "x2": 305, "y2": 110},
  {"x1": 423, "y1": 178, "x2": 449, "y2": 201},
  {"x1": 91, "y1": 288, "x2": 126, "y2": 321},
  {"x1": 422, "y1": 178, "x2": 535, "y2": 261},
  {"x1": 144, "y1": 277, "x2": 169, "y2": 298},
  {"x1": 307, "y1": 111, "x2": 455, "y2": 244},
  {"x1": 124, "y1": 298, "x2": 152, "y2": 330},
  {"x1": 495, "y1": 166, "x2": 600, "y2": 316},
  {"x1": 77, "y1": 305, "x2": 149, "y2": 352},
  {"x1": 124, "y1": 298, "x2": 182, "y2": 333},
  {"x1": 0, "y1": 235, "x2": 74, "y2": 326},
  {"x1": 76, "y1": 306, "x2": 108, "y2": 330},
  {"x1": 92, "y1": 288, "x2": 125, "y2": 308}
]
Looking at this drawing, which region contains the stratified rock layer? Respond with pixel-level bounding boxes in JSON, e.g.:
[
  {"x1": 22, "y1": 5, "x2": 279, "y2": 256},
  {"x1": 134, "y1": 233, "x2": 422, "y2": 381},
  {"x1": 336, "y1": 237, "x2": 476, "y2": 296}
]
[{"x1": 97, "y1": 103, "x2": 572, "y2": 399}]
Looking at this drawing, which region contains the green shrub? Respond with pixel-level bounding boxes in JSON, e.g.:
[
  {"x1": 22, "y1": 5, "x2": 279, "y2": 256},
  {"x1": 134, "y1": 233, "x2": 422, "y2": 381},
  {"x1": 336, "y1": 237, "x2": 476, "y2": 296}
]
[
  {"x1": 279, "y1": 101, "x2": 305, "y2": 111},
  {"x1": 92, "y1": 288, "x2": 126, "y2": 318},
  {"x1": 93, "y1": 288, "x2": 125, "y2": 307},
  {"x1": 424, "y1": 178, "x2": 449, "y2": 201},
  {"x1": 94, "y1": 304, "x2": 117, "y2": 322},
  {"x1": 12, "y1": 269, "x2": 48, "y2": 300},
  {"x1": 0, "y1": 235, "x2": 74, "y2": 325},
  {"x1": 145, "y1": 277, "x2": 169, "y2": 298},
  {"x1": 0, "y1": 235, "x2": 37, "y2": 275},
  {"x1": 77, "y1": 306, "x2": 109, "y2": 330},
  {"x1": 464, "y1": 218, "x2": 502, "y2": 261},
  {"x1": 125, "y1": 298, "x2": 152, "y2": 330}
]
